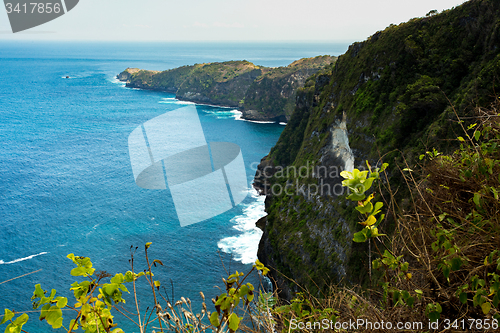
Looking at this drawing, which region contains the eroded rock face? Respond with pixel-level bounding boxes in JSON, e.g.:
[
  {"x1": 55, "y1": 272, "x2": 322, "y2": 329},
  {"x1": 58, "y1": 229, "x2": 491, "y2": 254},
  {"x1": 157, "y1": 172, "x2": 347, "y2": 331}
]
[
  {"x1": 329, "y1": 113, "x2": 354, "y2": 173},
  {"x1": 254, "y1": 109, "x2": 357, "y2": 299},
  {"x1": 315, "y1": 112, "x2": 355, "y2": 197}
]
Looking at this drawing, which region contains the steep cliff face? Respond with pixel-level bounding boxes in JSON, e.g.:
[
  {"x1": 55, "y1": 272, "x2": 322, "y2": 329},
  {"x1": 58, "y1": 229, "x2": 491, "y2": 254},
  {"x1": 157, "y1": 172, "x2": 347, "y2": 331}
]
[
  {"x1": 176, "y1": 63, "x2": 263, "y2": 107},
  {"x1": 242, "y1": 56, "x2": 335, "y2": 122},
  {"x1": 256, "y1": 0, "x2": 500, "y2": 297},
  {"x1": 117, "y1": 56, "x2": 336, "y2": 121}
]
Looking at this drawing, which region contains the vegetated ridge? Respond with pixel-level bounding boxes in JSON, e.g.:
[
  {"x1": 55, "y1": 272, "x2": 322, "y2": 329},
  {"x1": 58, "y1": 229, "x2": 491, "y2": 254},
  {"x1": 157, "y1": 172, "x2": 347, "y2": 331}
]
[
  {"x1": 254, "y1": 0, "x2": 500, "y2": 299},
  {"x1": 117, "y1": 56, "x2": 336, "y2": 122}
]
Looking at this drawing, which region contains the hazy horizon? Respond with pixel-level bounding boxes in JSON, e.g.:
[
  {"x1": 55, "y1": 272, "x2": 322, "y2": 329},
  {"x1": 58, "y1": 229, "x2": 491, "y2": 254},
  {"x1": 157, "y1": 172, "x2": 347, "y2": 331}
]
[{"x1": 0, "y1": 0, "x2": 466, "y2": 43}]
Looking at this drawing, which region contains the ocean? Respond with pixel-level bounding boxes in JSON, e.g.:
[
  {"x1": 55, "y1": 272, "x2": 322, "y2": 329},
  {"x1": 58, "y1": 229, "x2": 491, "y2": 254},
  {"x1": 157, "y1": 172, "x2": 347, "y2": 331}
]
[{"x1": 0, "y1": 41, "x2": 349, "y2": 332}]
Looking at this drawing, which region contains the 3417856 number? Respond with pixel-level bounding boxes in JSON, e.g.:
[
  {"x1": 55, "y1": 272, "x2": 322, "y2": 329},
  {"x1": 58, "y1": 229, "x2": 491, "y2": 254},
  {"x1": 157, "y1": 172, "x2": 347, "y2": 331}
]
[{"x1": 5, "y1": 2, "x2": 61, "y2": 14}]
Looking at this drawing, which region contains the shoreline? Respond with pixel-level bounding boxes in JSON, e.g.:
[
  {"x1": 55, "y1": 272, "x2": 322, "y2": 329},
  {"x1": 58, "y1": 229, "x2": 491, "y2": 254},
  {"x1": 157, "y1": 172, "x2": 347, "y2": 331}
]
[{"x1": 117, "y1": 74, "x2": 286, "y2": 124}]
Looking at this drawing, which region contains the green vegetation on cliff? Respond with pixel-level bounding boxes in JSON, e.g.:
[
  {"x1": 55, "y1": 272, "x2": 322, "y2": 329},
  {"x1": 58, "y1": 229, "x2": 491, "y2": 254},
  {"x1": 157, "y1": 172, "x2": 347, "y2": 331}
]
[
  {"x1": 256, "y1": 0, "x2": 500, "y2": 301},
  {"x1": 118, "y1": 56, "x2": 336, "y2": 121}
]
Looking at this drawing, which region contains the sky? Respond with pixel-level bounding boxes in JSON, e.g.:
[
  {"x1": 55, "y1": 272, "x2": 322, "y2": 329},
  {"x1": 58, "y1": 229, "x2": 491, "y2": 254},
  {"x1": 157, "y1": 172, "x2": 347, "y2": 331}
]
[{"x1": 0, "y1": 0, "x2": 467, "y2": 42}]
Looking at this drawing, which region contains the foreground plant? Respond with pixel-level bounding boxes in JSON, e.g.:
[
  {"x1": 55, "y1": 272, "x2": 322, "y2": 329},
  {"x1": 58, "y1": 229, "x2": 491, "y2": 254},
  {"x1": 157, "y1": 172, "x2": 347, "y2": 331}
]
[{"x1": 0, "y1": 245, "x2": 271, "y2": 333}]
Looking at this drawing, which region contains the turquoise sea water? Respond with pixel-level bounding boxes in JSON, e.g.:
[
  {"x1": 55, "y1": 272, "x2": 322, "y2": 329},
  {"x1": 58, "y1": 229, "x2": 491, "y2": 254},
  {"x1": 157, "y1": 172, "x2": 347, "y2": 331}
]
[{"x1": 0, "y1": 41, "x2": 349, "y2": 332}]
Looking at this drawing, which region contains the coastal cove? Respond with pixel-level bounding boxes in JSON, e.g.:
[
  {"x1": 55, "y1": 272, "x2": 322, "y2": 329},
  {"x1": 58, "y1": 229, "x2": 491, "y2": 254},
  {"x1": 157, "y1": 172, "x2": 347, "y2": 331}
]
[{"x1": 0, "y1": 41, "x2": 348, "y2": 333}]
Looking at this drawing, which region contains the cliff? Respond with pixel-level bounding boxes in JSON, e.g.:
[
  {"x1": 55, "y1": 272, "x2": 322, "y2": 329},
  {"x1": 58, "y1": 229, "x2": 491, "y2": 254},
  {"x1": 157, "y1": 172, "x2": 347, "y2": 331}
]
[
  {"x1": 117, "y1": 56, "x2": 336, "y2": 121},
  {"x1": 255, "y1": 0, "x2": 500, "y2": 298}
]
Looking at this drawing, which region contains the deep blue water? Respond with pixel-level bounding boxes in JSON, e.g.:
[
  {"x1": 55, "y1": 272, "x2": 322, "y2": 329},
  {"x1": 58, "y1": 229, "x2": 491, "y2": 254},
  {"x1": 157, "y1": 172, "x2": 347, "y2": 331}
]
[{"x1": 0, "y1": 41, "x2": 349, "y2": 332}]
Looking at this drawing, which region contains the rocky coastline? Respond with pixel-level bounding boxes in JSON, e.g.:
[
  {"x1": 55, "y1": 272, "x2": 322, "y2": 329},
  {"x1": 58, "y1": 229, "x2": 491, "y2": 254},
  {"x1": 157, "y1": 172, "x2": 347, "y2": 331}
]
[{"x1": 117, "y1": 56, "x2": 336, "y2": 122}]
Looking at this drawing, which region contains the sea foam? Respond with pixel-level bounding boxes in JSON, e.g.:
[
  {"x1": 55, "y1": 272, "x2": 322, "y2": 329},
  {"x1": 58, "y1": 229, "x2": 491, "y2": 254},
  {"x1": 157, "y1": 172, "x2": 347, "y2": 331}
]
[
  {"x1": 159, "y1": 97, "x2": 195, "y2": 105},
  {"x1": 0, "y1": 252, "x2": 48, "y2": 265},
  {"x1": 217, "y1": 189, "x2": 266, "y2": 264}
]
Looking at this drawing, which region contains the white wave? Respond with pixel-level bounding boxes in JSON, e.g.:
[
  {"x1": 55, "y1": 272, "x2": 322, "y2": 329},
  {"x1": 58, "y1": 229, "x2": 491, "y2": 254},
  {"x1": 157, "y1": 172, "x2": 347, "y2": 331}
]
[
  {"x1": 232, "y1": 110, "x2": 243, "y2": 120},
  {"x1": 193, "y1": 102, "x2": 233, "y2": 109},
  {"x1": 234, "y1": 113, "x2": 275, "y2": 124},
  {"x1": 202, "y1": 109, "x2": 243, "y2": 120},
  {"x1": 279, "y1": 122, "x2": 287, "y2": 126},
  {"x1": 0, "y1": 252, "x2": 48, "y2": 265},
  {"x1": 218, "y1": 189, "x2": 266, "y2": 264},
  {"x1": 110, "y1": 77, "x2": 126, "y2": 86},
  {"x1": 242, "y1": 119, "x2": 275, "y2": 124},
  {"x1": 159, "y1": 97, "x2": 195, "y2": 105}
]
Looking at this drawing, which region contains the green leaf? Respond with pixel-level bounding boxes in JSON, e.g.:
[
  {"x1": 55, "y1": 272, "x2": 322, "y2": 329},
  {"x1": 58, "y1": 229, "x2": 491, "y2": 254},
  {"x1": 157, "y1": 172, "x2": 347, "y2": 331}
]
[
  {"x1": 239, "y1": 285, "x2": 249, "y2": 297},
  {"x1": 474, "y1": 130, "x2": 481, "y2": 141},
  {"x1": 370, "y1": 227, "x2": 386, "y2": 238},
  {"x1": 228, "y1": 313, "x2": 240, "y2": 331},
  {"x1": 33, "y1": 284, "x2": 46, "y2": 299},
  {"x1": 13, "y1": 313, "x2": 29, "y2": 326},
  {"x1": 481, "y1": 302, "x2": 491, "y2": 314},
  {"x1": 67, "y1": 253, "x2": 76, "y2": 263},
  {"x1": 69, "y1": 319, "x2": 79, "y2": 331},
  {"x1": 360, "y1": 215, "x2": 377, "y2": 226},
  {"x1": 361, "y1": 177, "x2": 375, "y2": 192},
  {"x1": 473, "y1": 193, "x2": 481, "y2": 207},
  {"x1": 111, "y1": 273, "x2": 124, "y2": 284},
  {"x1": 40, "y1": 303, "x2": 51, "y2": 320},
  {"x1": 491, "y1": 187, "x2": 498, "y2": 200},
  {"x1": 372, "y1": 202, "x2": 383, "y2": 215},
  {"x1": 0, "y1": 309, "x2": 15, "y2": 325},
  {"x1": 56, "y1": 297, "x2": 68, "y2": 309},
  {"x1": 428, "y1": 311, "x2": 440, "y2": 322},
  {"x1": 355, "y1": 202, "x2": 373, "y2": 214},
  {"x1": 347, "y1": 192, "x2": 366, "y2": 201},
  {"x1": 401, "y1": 262, "x2": 409, "y2": 272},
  {"x1": 392, "y1": 290, "x2": 401, "y2": 304},
  {"x1": 103, "y1": 284, "x2": 118, "y2": 295},
  {"x1": 154, "y1": 280, "x2": 161, "y2": 288},
  {"x1": 340, "y1": 170, "x2": 353, "y2": 180},
  {"x1": 460, "y1": 292, "x2": 468, "y2": 304},
  {"x1": 254, "y1": 259, "x2": 264, "y2": 270},
  {"x1": 70, "y1": 267, "x2": 88, "y2": 277},
  {"x1": 458, "y1": 136, "x2": 465, "y2": 142},
  {"x1": 451, "y1": 257, "x2": 463, "y2": 271},
  {"x1": 45, "y1": 306, "x2": 62, "y2": 328},
  {"x1": 442, "y1": 266, "x2": 451, "y2": 279},
  {"x1": 209, "y1": 311, "x2": 220, "y2": 327},
  {"x1": 353, "y1": 229, "x2": 368, "y2": 242},
  {"x1": 493, "y1": 293, "x2": 499, "y2": 308},
  {"x1": 124, "y1": 271, "x2": 135, "y2": 282}
]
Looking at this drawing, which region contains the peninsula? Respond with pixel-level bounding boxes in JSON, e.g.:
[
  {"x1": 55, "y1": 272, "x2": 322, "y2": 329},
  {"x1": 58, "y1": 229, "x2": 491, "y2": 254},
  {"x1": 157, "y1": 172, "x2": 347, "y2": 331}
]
[{"x1": 117, "y1": 56, "x2": 336, "y2": 122}]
